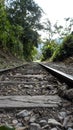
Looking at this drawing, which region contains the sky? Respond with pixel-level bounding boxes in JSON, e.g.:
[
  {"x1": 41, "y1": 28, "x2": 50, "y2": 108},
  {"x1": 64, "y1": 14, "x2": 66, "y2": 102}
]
[
  {"x1": 34, "y1": 0, "x2": 73, "y2": 39},
  {"x1": 34, "y1": 0, "x2": 73, "y2": 24}
]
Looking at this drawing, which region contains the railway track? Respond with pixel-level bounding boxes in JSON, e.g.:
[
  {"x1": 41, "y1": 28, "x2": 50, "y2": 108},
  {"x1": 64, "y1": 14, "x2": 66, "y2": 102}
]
[
  {"x1": 0, "y1": 62, "x2": 73, "y2": 130},
  {"x1": 39, "y1": 63, "x2": 73, "y2": 87}
]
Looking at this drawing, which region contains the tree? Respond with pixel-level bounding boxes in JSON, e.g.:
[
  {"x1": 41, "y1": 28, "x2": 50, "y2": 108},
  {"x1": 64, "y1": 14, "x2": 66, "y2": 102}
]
[
  {"x1": 53, "y1": 17, "x2": 73, "y2": 40},
  {"x1": 0, "y1": 0, "x2": 24, "y2": 58},
  {"x1": 6, "y1": 0, "x2": 43, "y2": 60},
  {"x1": 41, "y1": 40, "x2": 58, "y2": 61},
  {"x1": 64, "y1": 17, "x2": 73, "y2": 36},
  {"x1": 44, "y1": 19, "x2": 54, "y2": 42},
  {"x1": 0, "y1": 0, "x2": 10, "y2": 49},
  {"x1": 53, "y1": 22, "x2": 63, "y2": 40}
]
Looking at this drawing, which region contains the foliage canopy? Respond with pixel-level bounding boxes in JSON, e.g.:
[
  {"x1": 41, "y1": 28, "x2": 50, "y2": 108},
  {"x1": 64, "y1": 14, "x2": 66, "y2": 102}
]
[{"x1": 0, "y1": 0, "x2": 43, "y2": 60}]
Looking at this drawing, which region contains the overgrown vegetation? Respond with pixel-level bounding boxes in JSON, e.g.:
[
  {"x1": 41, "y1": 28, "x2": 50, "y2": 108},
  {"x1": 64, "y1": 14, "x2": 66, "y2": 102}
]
[
  {"x1": 1, "y1": 0, "x2": 73, "y2": 62},
  {"x1": 51, "y1": 33, "x2": 73, "y2": 61},
  {"x1": 41, "y1": 18, "x2": 73, "y2": 61},
  {"x1": 41, "y1": 40, "x2": 58, "y2": 61},
  {"x1": 0, "y1": 0, "x2": 43, "y2": 60},
  {"x1": 0, "y1": 0, "x2": 24, "y2": 58}
]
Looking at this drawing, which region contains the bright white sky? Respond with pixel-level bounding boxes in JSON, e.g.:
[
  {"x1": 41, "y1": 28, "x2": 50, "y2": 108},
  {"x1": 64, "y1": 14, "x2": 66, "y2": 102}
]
[
  {"x1": 34, "y1": 0, "x2": 73, "y2": 39},
  {"x1": 34, "y1": 0, "x2": 73, "y2": 24}
]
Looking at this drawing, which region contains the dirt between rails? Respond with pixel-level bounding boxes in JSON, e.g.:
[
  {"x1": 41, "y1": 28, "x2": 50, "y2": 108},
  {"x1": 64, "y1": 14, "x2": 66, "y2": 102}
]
[{"x1": 0, "y1": 62, "x2": 73, "y2": 130}]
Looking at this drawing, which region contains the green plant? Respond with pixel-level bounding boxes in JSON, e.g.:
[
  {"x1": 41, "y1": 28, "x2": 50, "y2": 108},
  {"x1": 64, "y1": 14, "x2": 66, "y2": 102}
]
[
  {"x1": 41, "y1": 40, "x2": 58, "y2": 61},
  {"x1": 51, "y1": 33, "x2": 73, "y2": 61},
  {"x1": 0, "y1": 125, "x2": 15, "y2": 130}
]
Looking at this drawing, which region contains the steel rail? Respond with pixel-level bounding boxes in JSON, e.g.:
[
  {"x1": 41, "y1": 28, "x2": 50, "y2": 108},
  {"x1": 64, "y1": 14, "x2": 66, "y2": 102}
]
[
  {"x1": 39, "y1": 63, "x2": 73, "y2": 87},
  {"x1": 0, "y1": 62, "x2": 73, "y2": 87},
  {"x1": 0, "y1": 63, "x2": 27, "y2": 74}
]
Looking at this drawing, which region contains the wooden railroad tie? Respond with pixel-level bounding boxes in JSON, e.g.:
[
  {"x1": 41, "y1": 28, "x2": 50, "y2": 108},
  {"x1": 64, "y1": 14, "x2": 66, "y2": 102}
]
[{"x1": 0, "y1": 95, "x2": 61, "y2": 108}]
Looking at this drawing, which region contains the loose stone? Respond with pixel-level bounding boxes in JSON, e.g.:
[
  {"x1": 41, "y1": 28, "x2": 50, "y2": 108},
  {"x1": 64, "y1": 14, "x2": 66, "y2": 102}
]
[
  {"x1": 12, "y1": 119, "x2": 18, "y2": 126},
  {"x1": 48, "y1": 119, "x2": 62, "y2": 127},
  {"x1": 16, "y1": 126, "x2": 29, "y2": 130},
  {"x1": 68, "y1": 128, "x2": 73, "y2": 130},
  {"x1": 58, "y1": 111, "x2": 67, "y2": 120},
  {"x1": 39, "y1": 119, "x2": 47, "y2": 127},
  {"x1": 17, "y1": 110, "x2": 32, "y2": 117},
  {"x1": 30, "y1": 123, "x2": 41, "y2": 130},
  {"x1": 29, "y1": 116, "x2": 36, "y2": 123},
  {"x1": 63, "y1": 116, "x2": 71, "y2": 128},
  {"x1": 42, "y1": 124, "x2": 49, "y2": 129},
  {"x1": 50, "y1": 128, "x2": 58, "y2": 130},
  {"x1": 16, "y1": 123, "x2": 23, "y2": 127},
  {"x1": 24, "y1": 116, "x2": 30, "y2": 122}
]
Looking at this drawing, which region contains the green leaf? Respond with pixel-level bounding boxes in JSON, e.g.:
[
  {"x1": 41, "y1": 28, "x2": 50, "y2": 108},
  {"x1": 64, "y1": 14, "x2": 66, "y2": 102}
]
[{"x1": 0, "y1": 125, "x2": 15, "y2": 130}]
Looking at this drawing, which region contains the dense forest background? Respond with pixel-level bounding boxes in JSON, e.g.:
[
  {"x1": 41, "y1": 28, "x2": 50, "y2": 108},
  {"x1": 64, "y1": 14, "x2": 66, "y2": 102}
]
[
  {"x1": 0, "y1": 0, "x2": 43, "y2": 61},
  {"x1": 0, "y1": 0, "x2": 73, "y2": 62}
]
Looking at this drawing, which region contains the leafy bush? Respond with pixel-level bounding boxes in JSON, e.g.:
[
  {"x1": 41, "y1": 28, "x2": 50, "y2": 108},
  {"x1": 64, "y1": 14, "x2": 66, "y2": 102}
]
[
  {"x1": 41, "y1": 40, "x2": 58, "y2": 61},
  {"x1": 62, "y1": 33, "x2": 73, "y2": 56},
  {"x1": 51, "y1": 33, "x2": 73, "y2": 61}
]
